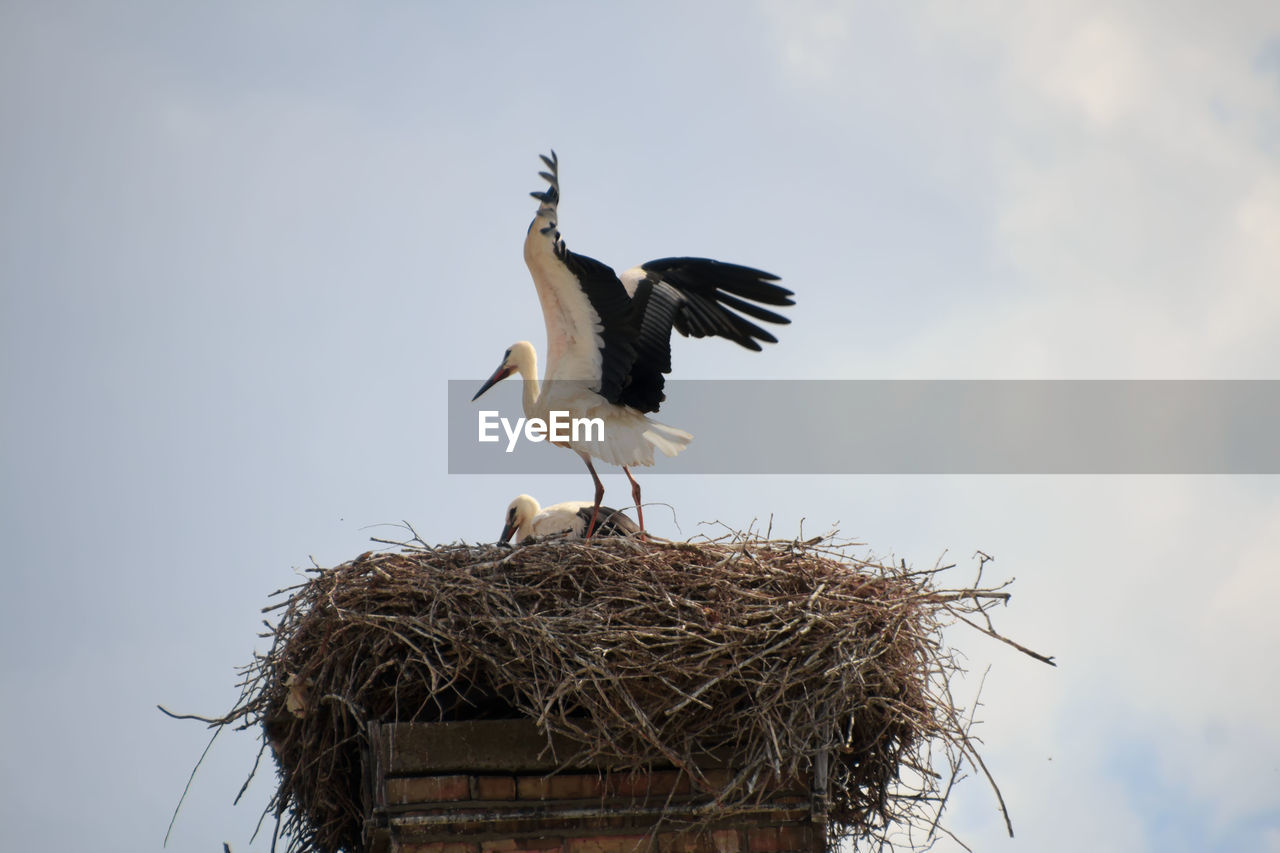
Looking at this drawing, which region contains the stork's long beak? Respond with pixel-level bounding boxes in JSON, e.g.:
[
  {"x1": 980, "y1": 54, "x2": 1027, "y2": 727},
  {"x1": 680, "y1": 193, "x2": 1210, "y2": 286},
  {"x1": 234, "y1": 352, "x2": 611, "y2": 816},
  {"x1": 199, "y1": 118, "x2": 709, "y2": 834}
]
[
  {"x1": 472, "y1": 364, "x2": 515, "y2": 401},
  {"x1": 499, "y1": 505, "x2": 520, "y2": 544}
]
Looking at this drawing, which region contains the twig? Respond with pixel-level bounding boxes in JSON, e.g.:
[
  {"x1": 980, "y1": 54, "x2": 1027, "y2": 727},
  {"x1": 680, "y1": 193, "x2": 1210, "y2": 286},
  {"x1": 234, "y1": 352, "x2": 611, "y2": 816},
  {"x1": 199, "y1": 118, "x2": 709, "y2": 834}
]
[
  {"x1": 951, "y1": 613, "x2": 1057, "y2": 666},
  {"x1": 164, "y1": 723, "x2": 221, "y2": 846}
]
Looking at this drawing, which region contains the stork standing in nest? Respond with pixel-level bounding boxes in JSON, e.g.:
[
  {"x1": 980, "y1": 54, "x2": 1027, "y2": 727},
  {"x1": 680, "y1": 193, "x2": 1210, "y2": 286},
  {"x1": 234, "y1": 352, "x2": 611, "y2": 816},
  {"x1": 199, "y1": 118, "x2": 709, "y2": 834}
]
[{"x1": 473, "y1": 151, "x2": 794, "y2": 537}]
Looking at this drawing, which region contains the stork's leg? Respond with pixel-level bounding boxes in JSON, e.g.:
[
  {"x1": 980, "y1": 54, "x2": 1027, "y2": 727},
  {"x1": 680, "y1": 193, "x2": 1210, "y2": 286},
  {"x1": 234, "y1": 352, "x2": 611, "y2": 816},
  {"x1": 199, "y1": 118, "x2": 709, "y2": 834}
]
[
  {"x1": 580, "y1": 452, "x2": 605, "y2": 539},
  {"x1": 623, "y1": 466, "x2": 646, "y2": 541}
]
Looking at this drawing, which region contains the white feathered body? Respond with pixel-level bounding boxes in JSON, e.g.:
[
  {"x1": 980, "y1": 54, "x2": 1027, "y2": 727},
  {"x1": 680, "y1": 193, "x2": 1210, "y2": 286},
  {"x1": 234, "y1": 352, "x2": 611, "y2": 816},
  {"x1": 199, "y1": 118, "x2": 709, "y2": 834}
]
[{"x1": 521, "y1": 199, "x2": 693, "y2": 467}]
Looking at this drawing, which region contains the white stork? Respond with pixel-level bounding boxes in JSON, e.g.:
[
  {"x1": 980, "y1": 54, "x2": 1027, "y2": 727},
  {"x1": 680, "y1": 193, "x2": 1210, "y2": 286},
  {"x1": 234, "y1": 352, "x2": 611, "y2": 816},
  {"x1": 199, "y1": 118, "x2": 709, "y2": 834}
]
[
  {"x1": 499, "y1": 494, "x2": 640, "y2": 544},
  {"x1": 473, "y1": 151, "x2": 793, "y2": 537}
]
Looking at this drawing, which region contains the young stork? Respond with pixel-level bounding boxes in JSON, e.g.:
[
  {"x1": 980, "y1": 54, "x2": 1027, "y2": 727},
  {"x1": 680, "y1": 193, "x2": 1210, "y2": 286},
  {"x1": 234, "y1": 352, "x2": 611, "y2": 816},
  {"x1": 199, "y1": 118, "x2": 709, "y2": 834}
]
[
  {"x1": 500, "y1": 494, "x2": 640, "y2": 544},
  {"x1": 473, "y1": 151, "x2": 794, "y2": 537}
]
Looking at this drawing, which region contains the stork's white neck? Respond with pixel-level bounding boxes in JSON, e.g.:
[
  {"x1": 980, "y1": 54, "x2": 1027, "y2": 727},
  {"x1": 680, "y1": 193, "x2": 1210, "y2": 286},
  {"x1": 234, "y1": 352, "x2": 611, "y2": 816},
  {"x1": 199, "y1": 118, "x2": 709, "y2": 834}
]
[{"x1": 507, "y1": 341, "x2": 542, "y2": 420}]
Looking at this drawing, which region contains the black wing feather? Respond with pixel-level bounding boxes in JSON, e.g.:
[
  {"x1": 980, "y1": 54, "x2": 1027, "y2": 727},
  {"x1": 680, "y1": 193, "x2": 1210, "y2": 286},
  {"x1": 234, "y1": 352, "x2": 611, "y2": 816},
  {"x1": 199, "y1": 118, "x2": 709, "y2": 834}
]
[
  {"x1": 575, "y1": 505, "x2": 641, "y2": 538},
  {"x1": 637, "y1": 257, "x2": 794, "y2": 350},
  {"x1": 613, "y1": 278, "x2": 680, "y2": 412},
  {"x1": 712, "y1": 291, "x2": 792, "y2": 326},
  {"x1": 609, "y1": 256, "x2": 795, "y2": 407},
  {"x1": 554, "y1": 248, "x2": 640, "y2": 404},
  {"x1": 643, "y1": 257, "x2": 793, "y2": 304},
  {"x1": 677, "y1": 292, "x2": 779, "y2": 349},
  {"x1": 676, "y1": 294, "x2": 743, "y2": 343}
]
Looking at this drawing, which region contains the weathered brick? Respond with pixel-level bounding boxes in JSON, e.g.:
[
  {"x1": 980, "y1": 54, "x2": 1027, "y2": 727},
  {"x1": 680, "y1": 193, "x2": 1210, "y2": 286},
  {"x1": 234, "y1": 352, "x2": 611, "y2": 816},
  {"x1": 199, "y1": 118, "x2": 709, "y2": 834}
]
[
  {"x1": 485, "y1": 819, "x2": 555, "y2": 836},
  {"x1": 548, "y1": 773, "x2": 604, "y2": 799},
  {"x1": 694, "y1": 769, "x2": 733, "y2": 792},
  {"x1": 516, "y1": 775, "x2": 552, "y2": 799},
  {"x1": 481, "y1": 841, "x2": 520, "y2": 853},
  {"x1": 400, "y1": 844, "x2": 480, "y2": 853},
  {"x1": 770, "y1": 772, "x2": 808, "y2": 794},
  {"x1": 711, "y1": 830, "x2": 741, "y2": 853},
  {"x1": 654, "y1": 832, "x2": 683, "y2": 853},
  {"x1": 482, "y1": 841, "x2": 566, "y2": 853},
  {"x1": 746, "y1": 827, "x2": 779, "y2": 853},
  {"x1": 654, "y1": 831, "x2": 684, "y2": 853},
  {"x1": 611, "y1": 770, "x2": 688, "y2": 798},
  {"x1": 656, "y1": 829, "x2": 720, "y2": 852},
  {"x1": 775, "y1": 826, "x2": 812, "y2": 852},
  {"x1": 474, "y1": 774, "x2": 518, "y2": 800},
  {"x1": 566, "y1": 834, "x2": 651, "y2": 853},
  {"x1": 386, "y1": 774, "x2": 471, "y2": 804},
  {"x1": 507, "y1": 838, "x2": 565, "y2": 851}
]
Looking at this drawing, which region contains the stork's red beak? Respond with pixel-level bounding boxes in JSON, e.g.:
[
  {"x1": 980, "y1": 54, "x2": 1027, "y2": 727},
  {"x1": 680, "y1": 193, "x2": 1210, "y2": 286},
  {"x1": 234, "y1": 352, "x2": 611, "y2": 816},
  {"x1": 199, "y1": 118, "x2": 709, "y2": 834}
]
[
  {"x1": 499, "y1": 520, "x2": 518, "y2": 543},
  {"x1": 472, "y1": 364, "x2": 515, "y2": 401}
]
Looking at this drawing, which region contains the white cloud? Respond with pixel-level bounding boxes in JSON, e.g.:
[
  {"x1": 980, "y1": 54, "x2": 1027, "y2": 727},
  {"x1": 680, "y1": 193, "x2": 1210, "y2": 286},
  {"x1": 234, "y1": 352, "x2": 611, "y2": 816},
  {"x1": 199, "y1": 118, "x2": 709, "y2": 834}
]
[
  {"x1": 971, "y1": 3, "x2": 1280, "y2": 377},
  {"x1": 776, "y1": 3, "x2": 852, "y2": 84},
  {"x1": 1040, "y1": 14, "x2": 1148, "y2": 128},
  {"x1": 761, "y1": 0, "x2": 1280, "y2": 378}
]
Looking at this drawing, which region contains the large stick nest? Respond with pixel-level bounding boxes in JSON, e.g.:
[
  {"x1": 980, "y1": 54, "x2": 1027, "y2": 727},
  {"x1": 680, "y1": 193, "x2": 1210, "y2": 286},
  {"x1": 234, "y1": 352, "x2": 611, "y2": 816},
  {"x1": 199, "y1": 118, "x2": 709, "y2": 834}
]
[{"x1": 216, "y1": 532, "x2": 1048, "y2": 853}]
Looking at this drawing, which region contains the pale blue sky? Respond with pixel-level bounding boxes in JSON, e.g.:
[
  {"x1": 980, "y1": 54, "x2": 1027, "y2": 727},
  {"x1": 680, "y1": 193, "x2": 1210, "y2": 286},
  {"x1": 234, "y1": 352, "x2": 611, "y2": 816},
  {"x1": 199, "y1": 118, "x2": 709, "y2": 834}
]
[{"x1": 2, "y1": 2, "x2": 1279, "y2": 851}]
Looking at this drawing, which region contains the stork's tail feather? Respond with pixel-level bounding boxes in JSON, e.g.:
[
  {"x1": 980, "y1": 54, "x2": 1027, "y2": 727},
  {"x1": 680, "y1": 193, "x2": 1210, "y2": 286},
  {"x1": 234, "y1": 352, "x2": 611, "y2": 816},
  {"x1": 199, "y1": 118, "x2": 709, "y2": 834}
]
[{"x1": 643, "y1": 421, "x2": 693, "y2": 458}]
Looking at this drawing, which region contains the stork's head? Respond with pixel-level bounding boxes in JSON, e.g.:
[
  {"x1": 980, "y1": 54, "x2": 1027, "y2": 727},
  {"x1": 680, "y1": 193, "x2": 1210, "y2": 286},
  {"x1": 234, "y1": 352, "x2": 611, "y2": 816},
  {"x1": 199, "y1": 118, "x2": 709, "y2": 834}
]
[
  {"x1": 472, "y1": 341, "x2": 536, "y2": 401},
  {"x1": 500, "y1": 493, "x2": 541, "y2": 544}
]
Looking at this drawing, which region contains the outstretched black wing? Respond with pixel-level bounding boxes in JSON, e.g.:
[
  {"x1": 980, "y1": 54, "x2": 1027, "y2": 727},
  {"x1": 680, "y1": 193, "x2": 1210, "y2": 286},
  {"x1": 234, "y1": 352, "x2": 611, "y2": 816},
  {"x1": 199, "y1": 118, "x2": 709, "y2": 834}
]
[
  {"x1": 633, "y1": 257, "x2": 794, "y2": 350},
  {"x1": 614, "y1": 258, "x2": 794, "y2": 412}
]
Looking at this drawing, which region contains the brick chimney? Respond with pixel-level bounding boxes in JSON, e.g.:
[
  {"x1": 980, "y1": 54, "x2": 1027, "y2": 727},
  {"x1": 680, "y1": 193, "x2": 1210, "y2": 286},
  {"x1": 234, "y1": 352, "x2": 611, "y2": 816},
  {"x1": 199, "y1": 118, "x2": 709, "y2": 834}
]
[{"x1": 362, "y1": 720, "x2": 825, "y2": 853}]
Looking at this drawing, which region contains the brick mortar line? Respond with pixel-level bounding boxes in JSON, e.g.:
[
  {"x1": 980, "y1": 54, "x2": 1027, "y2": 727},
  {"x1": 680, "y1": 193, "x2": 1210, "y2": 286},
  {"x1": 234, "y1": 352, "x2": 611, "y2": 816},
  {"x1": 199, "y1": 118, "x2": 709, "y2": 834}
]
[
  {"x1": 381, "y1": 796, "x2": 811, "y2": 813},
  {"x1": 384, "y1": 803, "x2": 813, "y2": 827}
]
